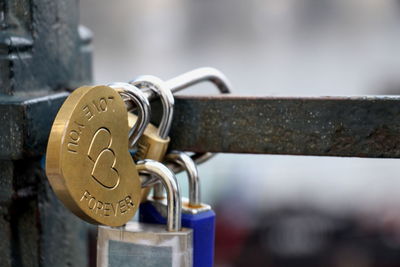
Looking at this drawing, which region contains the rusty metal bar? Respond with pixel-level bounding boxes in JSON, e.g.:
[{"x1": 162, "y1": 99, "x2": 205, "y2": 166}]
[
  {"x1": 164, "y1": 95, "x2": 400, "y2": 158},
  {"x1": 4, "y1": 94, "x2": 400, "y2": 159}
]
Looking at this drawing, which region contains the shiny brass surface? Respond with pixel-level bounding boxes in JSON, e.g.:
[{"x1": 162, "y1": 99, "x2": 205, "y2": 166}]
[
  {"x1": 46, "y1": 85, "x2": 141, "y2": 226},
  {"x1": 128, "y1": 114, "x2": 170, "y2": 162}
]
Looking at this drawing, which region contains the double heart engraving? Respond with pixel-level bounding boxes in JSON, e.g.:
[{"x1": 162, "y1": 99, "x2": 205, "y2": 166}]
[{"x1": 87, "y1": 128, "x2": 120, "y2": 189}]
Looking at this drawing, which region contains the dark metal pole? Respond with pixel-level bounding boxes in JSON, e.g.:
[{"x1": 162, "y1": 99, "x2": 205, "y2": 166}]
[{"x1": 0, "y1": 0, "x2": 93, "y2": 266}]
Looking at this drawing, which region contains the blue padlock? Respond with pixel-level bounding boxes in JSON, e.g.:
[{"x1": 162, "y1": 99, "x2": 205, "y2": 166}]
[{"x1": 140, "y1": 151, "x2": 215, "y2": 267}]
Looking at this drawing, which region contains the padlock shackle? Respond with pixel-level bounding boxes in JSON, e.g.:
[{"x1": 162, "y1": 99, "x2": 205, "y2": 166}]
[
  {"x1": 165, "y1": 67, "x2": 232, "y2": 174},
  {"x1": 130, "y1": 76, "x2": 174, "y2": 139},
  {"x1": 167, "y1": 152, "x2": 216, "y2": 174},
  {"x1": 165, "y1": 67, "x2": 232, "y2": 94},
  {"x1": 109, "y1": 83, "x2": 151, "y2": 148},
  {"x1": 140, "y1": 174, "x2": 160, "y2": 188},
  {"x1": 137, "y1": 160, "x2": 182, "y2": 232},
  {"x1": 165, "y1": 151, "x2": 201, "y2": 207}
]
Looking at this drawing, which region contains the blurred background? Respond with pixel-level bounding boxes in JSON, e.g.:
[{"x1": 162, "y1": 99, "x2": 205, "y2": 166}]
[{"x1": 81, "y1": 1, "x2": 400, "y2": 266}]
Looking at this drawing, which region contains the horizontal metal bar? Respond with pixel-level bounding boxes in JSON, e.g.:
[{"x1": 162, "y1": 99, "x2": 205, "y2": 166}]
[
  {"x1": 0, "y1": 93, "x2": 68, "y2": 160},
  {"x1": 163, "y1": 95, "x2": 400, "y2": 158},
  {"x1": 3, "y1": 93, "x2": 400, "y2": 159}
]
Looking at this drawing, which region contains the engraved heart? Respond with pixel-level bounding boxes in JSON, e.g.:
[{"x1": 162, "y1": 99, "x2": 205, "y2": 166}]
[
  {"x1": 88, "y1": 128, "x2": 120, "y2": 189},
  {"x1": 88, "y1": 128, "x2": 111, "y2": 161},
  {"x1": 91, "y1": 149, "x2": 120, "y2": 189}
]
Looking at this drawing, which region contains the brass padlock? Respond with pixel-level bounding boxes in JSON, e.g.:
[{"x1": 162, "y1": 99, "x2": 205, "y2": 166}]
[
  {"x1": 128, "y1": 114, "x2": 170, "y2": 161},
  {"x1": 129, "y1": 68, "x2": 232, "y2": 174},
  {"x1": 126, "y1": 68, "x2": 233, "y2": 201},
  {"x1": 45, "y1": 85, "x2": 150, "y2": 226},
  {"x1": 123, "y1": 75, "x2": 175, "y2": 201},
  {"x1": 130, "y1": 75, "x2": 174, "y2": 162}
]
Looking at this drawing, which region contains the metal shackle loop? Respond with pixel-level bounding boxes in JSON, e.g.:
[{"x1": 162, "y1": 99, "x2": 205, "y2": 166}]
[
  {"x1": 164, "y1": 67, "x2": 232, "y2": 172},
  {"x1": 165, "y1": 67, "x2": 232, "y2": 94},
  {"x1": 136, "y1": 159, "x2": 182, "y2": 232},
  {"x1": 130, "y1": 76, "x2": 174, "y2": 139},
  {"x1": 165, "y1": 151, "x2": 201, "y2": 207},
  {"x1": 109, "y1": 82, "x2": 151, "y2": 148}
]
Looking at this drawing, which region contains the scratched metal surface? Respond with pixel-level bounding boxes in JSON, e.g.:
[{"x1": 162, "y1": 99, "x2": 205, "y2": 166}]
[
  {"x1": 5, "y1": 94, "x2": 400, "y2": 159},
  {"x1": 155, "y1": 95, "x2": 400, "y2": 158}
]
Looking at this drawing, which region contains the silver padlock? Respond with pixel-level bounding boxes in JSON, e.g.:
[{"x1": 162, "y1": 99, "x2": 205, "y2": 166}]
[
  {"x1": 130, "y1": 76, "x2": 175, "y2": 201},
  {"x1": 97, "y1": 159, "x2": 193, "y2": 267},
  {"x1": 109, "y1": 82, "x2": 151, "y2": 147},
  {"x1": 123, "y1": 67, "x2": 232, "y2": 173},
  {"x1": 163, "y1": 67, "x2": 232, "y2": 174}
]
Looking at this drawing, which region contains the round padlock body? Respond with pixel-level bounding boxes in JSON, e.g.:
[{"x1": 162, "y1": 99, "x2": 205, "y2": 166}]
[{"x1": 46, "y1": 85, "x2": 141, "y2": 226}]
